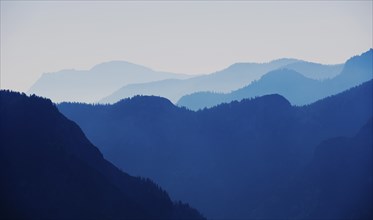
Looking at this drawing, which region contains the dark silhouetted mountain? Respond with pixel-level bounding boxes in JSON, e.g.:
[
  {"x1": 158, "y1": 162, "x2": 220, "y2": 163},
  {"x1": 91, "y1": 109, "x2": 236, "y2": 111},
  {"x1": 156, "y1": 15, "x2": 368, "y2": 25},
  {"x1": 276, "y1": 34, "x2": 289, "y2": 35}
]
[
  {"x1": 249, "y1": 119, "x2": 372, "y2": 219},
  {"x1": 28, "y1": 61, "x2": 191, "y2": 103},
  {"x1": 58, "y1": 80, "x2": 372, "y2": 219},
  {"x1": 304, "y1": 119, "x2": 372, "y2": 219},
  {"x1": 0, "y1": 91, "x2": 204, "y2": 220},
  {"x1": 100, "y1": 58, "x2": 304, "y2": 103},
  {"x1": 178, "y1": 49, "x2": 372, "y2": 110}
]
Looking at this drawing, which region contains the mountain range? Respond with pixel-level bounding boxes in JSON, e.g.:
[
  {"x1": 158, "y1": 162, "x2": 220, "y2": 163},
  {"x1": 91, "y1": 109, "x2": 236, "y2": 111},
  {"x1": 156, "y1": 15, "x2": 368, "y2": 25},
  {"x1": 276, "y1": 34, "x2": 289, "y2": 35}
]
[
  {"x1": 178, "y1": 49, "x2": 372, "y2": 110},
  {"x1": 58, "y1": 80, "x2": 372, "y2": 219},
  {"x1": 6, "y1": 48, "x2": 372, "y2": 220},
  {"x1": 28, "y1": 56, "x2": 345, "y2": 105},
  {"x1": 27, "y1": 61, "x2": 191, "y2": 103},
  {"x1": 0, "y1": 91, "x2": 204, "y2": 220},
  {"x1": 249, "y1": 118, "x2": 372, "y2": 219},
  {"x1": 100, "y1": 59, "x2": 343, "y2": 104}
]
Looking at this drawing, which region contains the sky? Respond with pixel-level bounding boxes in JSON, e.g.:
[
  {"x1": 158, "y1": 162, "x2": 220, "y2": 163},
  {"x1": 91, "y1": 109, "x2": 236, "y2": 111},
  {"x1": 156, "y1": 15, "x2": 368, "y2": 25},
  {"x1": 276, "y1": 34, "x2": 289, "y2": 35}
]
[{"x1": 0, "y1": 1, "x2": 372, "y2": 92}]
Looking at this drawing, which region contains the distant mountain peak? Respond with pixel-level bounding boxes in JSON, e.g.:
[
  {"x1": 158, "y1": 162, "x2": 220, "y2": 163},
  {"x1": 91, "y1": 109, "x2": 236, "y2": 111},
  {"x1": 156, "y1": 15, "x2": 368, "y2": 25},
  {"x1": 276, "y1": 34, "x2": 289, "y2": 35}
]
[
  {"x1": 243, "y1": 93, "x2": 291, "y2": 107},
  {"x1": 344, "y1": 48, "x2": 372, "y2": 64},
  {"x1": 269, "y1": 57, "x2": 301, "y2": 64},
  {"x1": 209, "y1": 93, "x2": 292, "y2": 112},
  {"x1": 224, "y1": 58, "x2": 300, "y2": 71},
  {"x1": 365, "y1": 48, "x2": 373, "y2": 54},
  {"x1": 28, "y1": 60, "x2": 190, "y2": 103},
  {"x1": 264, "y1": 67, "x2": 301, "y2": 75},
  {"x1": 90, "y1": 60, "x2": 152, "y2": 72},
  {"x1": 261, "y1": 68, "x2": 313, "y2": 81},
  {"x1": 114, "y1": 95, "x2": 175, "y2": 109}
]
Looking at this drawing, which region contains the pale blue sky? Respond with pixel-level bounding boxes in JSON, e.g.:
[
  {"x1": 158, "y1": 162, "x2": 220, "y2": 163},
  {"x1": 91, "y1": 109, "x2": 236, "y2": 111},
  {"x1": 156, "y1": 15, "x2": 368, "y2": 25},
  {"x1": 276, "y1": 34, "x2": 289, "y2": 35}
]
[{"x1": 1, "y1": 1, "x2": 372, "y2": 92}]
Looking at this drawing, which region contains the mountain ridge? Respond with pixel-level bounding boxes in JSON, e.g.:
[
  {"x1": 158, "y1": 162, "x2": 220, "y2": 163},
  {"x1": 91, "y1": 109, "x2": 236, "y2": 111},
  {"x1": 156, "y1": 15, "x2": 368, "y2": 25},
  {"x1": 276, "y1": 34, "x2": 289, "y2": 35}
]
[
  {"x1": 58, "y1": 80, "x2": 372, "y2": 219},
  {"x1": 0, "y1": 90, "x2": 205, "y2": 220},
  {"x1": 178, "y1": 49, "x2": 372, "y2": 110},
  {"x1": 28, "y1": 61, "x2": 191, "y2": 103},
  {"x1": 99, "y1": 58, "x2": 306, "y2": 104}
]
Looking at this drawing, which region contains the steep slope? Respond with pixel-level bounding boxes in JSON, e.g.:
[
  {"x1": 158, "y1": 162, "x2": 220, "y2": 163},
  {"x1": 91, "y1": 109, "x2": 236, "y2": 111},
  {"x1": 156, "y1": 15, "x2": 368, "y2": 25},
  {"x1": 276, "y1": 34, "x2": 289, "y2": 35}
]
[
  {"x1": 178, "y1": 49, "x2": 372, "y2": 110},
  {"x1": 28, "y1": 61, "x2": 190, "y2": 103},
  {"x1": 306, "y1": 119, "x2": 372, "y2": 219},
  {"x1": 58, "y1": 80, "x2": 372, "y2": 219},
  {"x1": 100, "y1": 58, "x2": 300, "y2": 103},
  {"x1": 0, "y1": 91, "x2": 204, "y2": 220},
  {"x1": 249, "y1": 119, "x2": 372, "y2": 219}
]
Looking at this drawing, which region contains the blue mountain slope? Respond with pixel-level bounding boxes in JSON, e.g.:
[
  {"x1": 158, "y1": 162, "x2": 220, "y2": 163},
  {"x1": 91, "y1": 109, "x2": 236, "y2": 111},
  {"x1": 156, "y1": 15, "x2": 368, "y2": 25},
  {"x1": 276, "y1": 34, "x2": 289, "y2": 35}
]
[
  {"x1": 248, "y1": 118, "x2": 372, "y2": 219},
  {"x1": 58, "y1": 80, "x2": 372, "y2": 219},
  {"x1": 0, "y1": 90, "x2": 204, "y2": 220},
  {"x1": 178, "y1": 49, "x2": 372, "y2": 110},
  {"x1": 178, "y1": 69, "x2": 323, "y2": 110},
  {"x1": 28, "y1": 61, "x2": 191, "y2": 103},
  {"x1": 306, "y1": 119, "x2": 372, "y2": 219}
]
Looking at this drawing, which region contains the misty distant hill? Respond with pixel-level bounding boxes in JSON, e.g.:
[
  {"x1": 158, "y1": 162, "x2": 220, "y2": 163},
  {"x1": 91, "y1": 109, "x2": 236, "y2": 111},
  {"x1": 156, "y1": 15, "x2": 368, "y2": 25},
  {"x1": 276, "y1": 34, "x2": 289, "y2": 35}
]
[
  {"x1": 100, "y1": 58, "x2": 298, "y2": 103},
  {"x1": 28, "y1": 61, "x2": 191, "y2": 103},
  {"x1": 100, "y1": 58, "x2": 344, "y2": 104},
  {"x1": 282, "y1": 61, "x2": 343, "y2": 79},
  {"x1": 178, "y1": 49, "x2": 372, "y2": 110},
  {"x1": 0, "y1": 91, "x2": 204, "y2": 220},
  {"x1": 28, "y1": 55, "x2": 345, "y2": 105},
  {"x1": 58, "y1": 80, "x2": 372, "y2": 219}
]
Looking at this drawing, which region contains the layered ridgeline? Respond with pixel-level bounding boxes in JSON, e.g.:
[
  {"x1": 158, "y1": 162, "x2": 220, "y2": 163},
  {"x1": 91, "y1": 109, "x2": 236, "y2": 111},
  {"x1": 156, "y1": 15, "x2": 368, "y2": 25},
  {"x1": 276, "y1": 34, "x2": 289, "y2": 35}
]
[
  {"x1": 249, "y1": 119, "x2": 372, "y2": 219},
  {"x1": 178, "y1": 49, "x2": 372, "y2": 110},
  {"x1": 58, "y1": 80, "x2": 372, "y2": 219},
  {"x1": 28, "y1": 54, "x2": 344, "y2": 105},
  {"x1": 100, "y1": 58, "x2": 343, "y2": 104},
  {"x1": 0, "y1": 91, "x2": 204, "y2": 220},
  {"x1": 27, "y1": 61, "x2": 191, "y2": 103}
]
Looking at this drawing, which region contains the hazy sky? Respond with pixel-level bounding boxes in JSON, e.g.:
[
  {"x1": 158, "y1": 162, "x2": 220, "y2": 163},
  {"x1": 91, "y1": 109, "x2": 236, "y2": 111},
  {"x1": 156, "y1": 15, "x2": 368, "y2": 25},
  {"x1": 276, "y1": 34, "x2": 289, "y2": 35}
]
[{"x1": 1, "y1": 1, "x2": 372, "y2": 92}]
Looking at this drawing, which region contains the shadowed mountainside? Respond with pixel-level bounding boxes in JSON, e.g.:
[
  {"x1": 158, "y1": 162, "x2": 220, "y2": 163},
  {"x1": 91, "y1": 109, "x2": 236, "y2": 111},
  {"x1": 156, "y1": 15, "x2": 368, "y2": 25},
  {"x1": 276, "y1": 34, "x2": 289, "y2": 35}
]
[
  {"x1": 58, "y1": 80, "x2": 372, "y2": 219},
  {"x1": 0, "y1": 90, "x2": 204, "y2": 220},
  {"x1": 249, "y1": 118, "x2": 372, "y2": 219}
]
